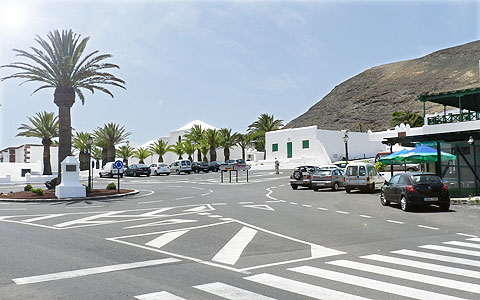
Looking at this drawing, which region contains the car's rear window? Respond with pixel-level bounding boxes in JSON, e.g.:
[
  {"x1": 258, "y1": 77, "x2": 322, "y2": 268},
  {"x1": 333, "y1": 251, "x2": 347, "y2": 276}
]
[
  {"x1": 138, "y1": 164, "x2": 148, "y2": 168},
  {"x1": 315, "y1": 170, "x2": 331, "y2": 176},
  {"x1": 411, "y1": 175, "x2": 442, "y2": 184}
]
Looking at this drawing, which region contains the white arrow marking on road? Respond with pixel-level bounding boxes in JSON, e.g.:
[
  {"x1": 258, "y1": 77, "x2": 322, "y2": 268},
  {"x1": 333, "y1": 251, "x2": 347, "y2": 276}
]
[
  {"x1": 195, "y1": 282, "x2": 275, "y2": 299},
  {"x1": 242, "y1": 204, "x2": 274, "y2": 211},
  {"x1": 212, "y1": 226, "x2": 257, "y2": 265},
  {"x1": 124, "y1": 219, "x2": 197, "y2": 229},
  {"x1": 54, "y1": 211, "x2": 126, "y2": 228},
  {"x1": 140, "y1": 207, "x2": 174, "y2": 216},
  {"x1": 135, "y1": 291, "x2": 186, "y2": 300},
  {"x1": 23, "y1": 214, "x2": 66, "y2": 223},
  {"x1": 145, "y1": 230, "x2": 189, "y2": 249},
  {"x1": 184, "y1": 205, "x2": 209, "y2": 212}
]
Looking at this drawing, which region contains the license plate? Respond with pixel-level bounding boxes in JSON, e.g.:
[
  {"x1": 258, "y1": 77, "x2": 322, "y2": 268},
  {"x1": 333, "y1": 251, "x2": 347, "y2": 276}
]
[
  {"x1": 314, "y1": 183, "x2": 325, "y2": 186},
  {"x1": 424, "y1": 197, "x2": 438, "y2": 202}
]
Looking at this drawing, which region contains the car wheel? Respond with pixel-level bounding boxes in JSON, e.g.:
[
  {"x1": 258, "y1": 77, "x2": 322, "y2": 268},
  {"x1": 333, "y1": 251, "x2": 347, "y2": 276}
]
[
  {"x1": 332, "y1": 182, "x2": 339, "y2": 191},
  {"x1": 176, "y1": 169, "x2": 180, "y2": 175},
  {"x1": 133, "y1": 172, "x2": 137, "y2": 177},
  {"x1": 380, "y1": 191, "x2": 390, "y2": 206},
  {"x1": 313, "y1": 187, "x2": 319, "y2": 192},
  {"x1": 166, "y1": 173, "x2": 170, "y2": 176},
  {"x1": 370, "y1": 183, "x2": 375, "y2": 193},
  {"x1": 110, "y1": 173, "x2": 114, "y2": 178},
  {"x1": 154, "y1": 171, "x2": 158, "y2": 176},
  {"x1": 205, "y1": 170, "x2": 209, "y2": 173},
  {"x1": 400, "y1": 196, "x2": 410, "y2": 212},
  {"x1": 99, "y1": 173, "x2": 103, "y2": 178},
  {"x1": 147, "y1": 174, "x2": 150, "y2": 177},
  {"x1": 439, "y1": 203, "x2": 450, "y2": 212},
  {"x1": 187, "y1": 171, "x2": 191, "y2": 174},
  {"x1": 291, "y1": 184, "x2": 298, "y2": 190},
  {"x1": 346, "y1": 188, "x2": 351, "y2": 194}
]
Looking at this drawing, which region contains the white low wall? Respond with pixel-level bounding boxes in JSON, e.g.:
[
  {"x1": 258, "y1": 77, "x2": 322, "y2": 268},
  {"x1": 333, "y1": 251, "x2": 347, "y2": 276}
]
[{"x1": 0, "y1": 161, "x2": 43, "y2": 178}]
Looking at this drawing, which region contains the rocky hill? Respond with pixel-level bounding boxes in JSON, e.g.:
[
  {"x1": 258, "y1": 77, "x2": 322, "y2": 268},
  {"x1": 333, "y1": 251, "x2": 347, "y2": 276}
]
[{"x1": 285, "y1": 41, "x2": 480, "y2": 131}]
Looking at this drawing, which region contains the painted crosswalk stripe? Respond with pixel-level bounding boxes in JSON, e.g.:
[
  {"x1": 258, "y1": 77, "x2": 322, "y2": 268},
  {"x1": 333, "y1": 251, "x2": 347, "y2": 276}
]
[
  {"x1": 13, "y1": 258, "x2": 181, "y2": 285},
  {"x1": 245, "y1": 273, "x2": 370, "y2": 300},
  {"x1": 194, "y1": 282, "x2": 275, "y2": 300},
  {"x1": 135, "y1": 291, "x2": 186, "y2": 300},
  {"x1": 420, "y1": 244, "x2": 480, "y2": 257},
  {"x1": 212, "y1": 226, "x2": 257, "y2": 265},
  {"x1": 290, "y1": 266, "x2": 467, "y2": 300},
  {"x1": 386, "y1": 220, "x2": 404, "y2": 224},
  {"x1": 327, "y1": 259, "x2": 480, "y2": 293},
  {"x1": 362, "y1": 254, "x2": 480, "y2": 279},
  {"x1": 417, "y1": 225, "x2": 439, "y2": 230},
  {"x1": 444, "y1": 241, "x2": 480, "y2": 249},
  {"x1": 145, "y1": 230, "x2": 189, "y2": 249},
  {"x1": 457, "y1": 233, "x2": 478, "y2": 238},
  {"x1": 393, "y1": 249, "x2": 480, "y2": 268},
  {"x1": 23, "y1": 214, "x2": 66, "y2": 223},
  {"x1": 468, "y1": 237, "x2": 480, "y2": 242}
]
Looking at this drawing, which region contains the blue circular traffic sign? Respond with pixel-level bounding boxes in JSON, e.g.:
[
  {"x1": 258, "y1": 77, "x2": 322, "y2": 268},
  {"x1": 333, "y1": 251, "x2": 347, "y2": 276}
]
[{"x1": 114, "y1": 160, "x2": 124, "y2": 169}]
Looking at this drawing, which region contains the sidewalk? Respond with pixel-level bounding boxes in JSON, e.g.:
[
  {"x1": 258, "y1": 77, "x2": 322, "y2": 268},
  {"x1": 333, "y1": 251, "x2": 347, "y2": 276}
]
[{"x1": 451, "y1": 197, "x2": 480, "y2": 205}]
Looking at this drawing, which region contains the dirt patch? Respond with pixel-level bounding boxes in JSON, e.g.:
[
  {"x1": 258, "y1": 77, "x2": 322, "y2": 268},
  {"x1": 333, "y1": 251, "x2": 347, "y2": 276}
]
[{"x1": 0, "y1": 189, "x2": 135, "y2": 200}]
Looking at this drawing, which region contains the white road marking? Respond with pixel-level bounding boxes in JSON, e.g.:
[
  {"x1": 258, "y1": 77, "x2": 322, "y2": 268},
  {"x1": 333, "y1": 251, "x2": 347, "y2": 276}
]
[
  {"x1": 141, "y1": 207, "x2": 174, "y2": 216},
  {"x1": 13, "y1": 258, "x2": 180, "y2": 285},
  {"x1": 243, "y1": 204, "x2": 275, "y2": 211},
  {"x1": 328, "y1": 259, "x2": 480, "y2": 293},
  {"x1": 359, "y1": 215, "x2": 372, "y2": 218},
  {"x1": 208, "y1": 215, "x2": 222, "y2": 218},
  {"x1": 194, "y1": 282, "x2": 275, "y2": 300},
  {"x1": 265, "y1": 188, "x2": 277, "y2": 201},
  {"x1": 317, "y1": 207, "x2": 328, "y2": 211},
  {"x1": 420, "y1": 244, "x2": 480, "y2": 257},
  {"x1": 135, "y1": 291, "x2": 186, "y2": 300},
  {"x1": 386, "y1": 220, "x2": 404, "y2": 224},
  {"x1": 54, "y1": 211, "x2": 125, "y2": 228},
  {"x1": 212, "y1": 226, "x2": 257, "y2": 265},
  {"x1": 290, "y1": 266, "x2": 466, "y2": 300},
  {"x1": 23, "y1": 214, "x2": 66, "y2": 223},
  {"x1": 183, "y1": 205, "x2": 209, "y2": 212},
  {"x1": 165, "y1": 186, "x2": 182, "y2": 188},
  {"x1": 200, "y1": 193, "x2": 210, "y2": 196},
  {"x1": 175, "y1": 196, "x2": 194, "y2": 200},
  {"x1": 220, "y1": 218, "x2": 233, "y2": 221},
  {"x1": 0, "y1": 208, "x2": 26, "y2": 211},
  {"x1": 124, "y1": 219, "x2": 197, "y2": 229},
  {"x1": 245, "y1": 273, "x2": 370, "y2": 300},
  {"x1": 457, "y1": 233, "x2": 478, "y2": 238},
  {"x1": 197, "y1": 212, "x2": 211, "y2": 215},
  {"x1": 191, "y1": 187, "x2": 205, "y2": 190},
  {"x1": 279, "y1": 184, "x2": 285, "y2": 187},
  {"x1": 211, "y1": 202, "x2": 226, "y2": 205},
  {"x1": 145, "y1": 230, "x2": 189, "y2": 249},
  {"x1": 392, "y1": 249, "x2": 480, "y2": 268},
  {"x1": 335, "y1": 211, "x2": 349, "y2": 215},
  {"x1": 265, "y1": 200, "x2": 281, "y2": 203},
  {"x1": 363, "y1": 254, "x2": 480, "y2": 279},
  {"x1": 65, "y1": 205, "x2": 104, "y2": 209},
  {"x1": 279, "y1": 200, "x2": 286, "y2": 202},
  {"x1": 137, "y1": 200, "x2": 164, "y2": 204},
  {"x1": 303, "y1": 204, "x2": 312, "y2": 208},
  {"x1": 289, "y1": 202, "x2": 298, "y2": 205},
  {"x1": 444, "y1": 241, "x2": 480, "y2": 249},
  {"x1": 239, "y1": 201, "x2": 254, "y2": 204},
  {"x1": 130, "y1": 190, "x2": 155, "y2": 199},
  {"x1": 468, "y1": 237, "x2": 480, "y2": 242},
  {"x1": 418, "y1": 225, "x2": 439, "y2": 230}
]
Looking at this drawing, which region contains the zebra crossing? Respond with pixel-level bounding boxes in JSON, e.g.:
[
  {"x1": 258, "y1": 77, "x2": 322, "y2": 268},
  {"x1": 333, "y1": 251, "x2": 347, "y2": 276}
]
[{"x1": 134, "y1": 236, "x2": 480, "y2": 299}]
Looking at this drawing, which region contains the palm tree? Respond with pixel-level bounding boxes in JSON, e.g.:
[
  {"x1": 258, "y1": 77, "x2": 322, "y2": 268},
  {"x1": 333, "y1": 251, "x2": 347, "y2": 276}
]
[
  {"x1": 91, "y1": 147, "x2": 102, "y2": 169},
  {"x1": 197, "y1": 140, "x2": 210, "y2": 163},
  {"x1": 116, "y1": 144, "x2": 134, "y2": 166},
  {"x1": 204, "y1": 129, "x2": 221, "y2": 162},
  {"x1": 94, "y1": 123, "x2": 130, "y2": 166},
  {"x1": 183, "y1": 140, "x2": 196, "y2": 162},
  {"x1": 184, "y1": 124, "x2": 204, "y2": 161},
  {"x1": 133, "y1": 147, "x2": 151, "y2": 164},
  {"x1": 16, "y1": 111, "x2": 58, "y2": 175},
  {"x1": 171, "y1": 141, "x2": 185, "y2": 160},
  {"x1": 236, "y1": 133, "x2": 254, "y2": 161},
  {"x1": 391, "y1": 110, "x2": 424, "y2": 127},
  {"x1": 1, "y1": 29, "x2": 125, "y2": 182},
  {"x1": 72, "y1": 131, "x2": 91, "y2": 171},
  {"x1": 148, "y1": 139, "x2": 171, "y2": 163},
  {"x1": 248, "y1": 113, "x2": 283, "y2": 159},
  {"x1": 219, "y1": 128, "x2": 239, "y2": 162}
]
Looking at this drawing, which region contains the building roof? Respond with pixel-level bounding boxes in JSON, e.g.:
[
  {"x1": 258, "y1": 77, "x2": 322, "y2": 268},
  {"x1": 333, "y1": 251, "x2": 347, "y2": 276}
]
[
  {"x1": 417, "y1": 87, "x2": 480, "y2": 111},
  {"x1": 174, "y1": 120, "x2": 217, "y2": 132}
]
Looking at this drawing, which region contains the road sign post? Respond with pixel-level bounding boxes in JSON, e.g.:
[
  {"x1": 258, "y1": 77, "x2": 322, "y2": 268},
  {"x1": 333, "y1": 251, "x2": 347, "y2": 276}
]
[
  {"x1": 113, "y1": 160, "x2": 124, "y2": 193},
  {"x1": 219, "y1": 164, "x2": 251, "y2": 183}
]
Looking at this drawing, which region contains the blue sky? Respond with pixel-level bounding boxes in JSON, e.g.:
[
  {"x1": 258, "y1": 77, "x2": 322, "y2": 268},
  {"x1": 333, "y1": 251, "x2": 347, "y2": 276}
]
[{"x1": 0, "y1": 0, "x2": 478, "y2": 149}]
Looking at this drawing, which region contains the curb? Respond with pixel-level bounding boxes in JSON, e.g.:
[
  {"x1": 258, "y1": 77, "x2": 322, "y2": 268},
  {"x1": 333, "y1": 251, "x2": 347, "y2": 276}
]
[
  {"x1": 451, "y1": 199, "x2": 480, "y2": 205},
  {"x1": 0, "y1": 189, "x2": 139, "y2": 203}
]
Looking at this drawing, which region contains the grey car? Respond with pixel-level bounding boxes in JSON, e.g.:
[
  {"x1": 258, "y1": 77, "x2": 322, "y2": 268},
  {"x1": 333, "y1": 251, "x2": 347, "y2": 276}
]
[
  {"x1": 289, "y1": 165, "x2": 321, "y2": 189},
  {"x1": 311, "y1": 168, "x2": 345, "y2": 191}
]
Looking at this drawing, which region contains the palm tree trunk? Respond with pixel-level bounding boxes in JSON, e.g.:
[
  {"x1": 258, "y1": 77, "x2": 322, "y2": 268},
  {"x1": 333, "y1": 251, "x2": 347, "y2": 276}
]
[
  {"x1": 203, "y1": 155, "x2": 208, "y2": 163},
  {"x1": 158, "y1": 156, "x2": 164, "y2": 163},
  {"x1": 107, "y1": 146, "x2": 116, "y2": 163},
  {"x1": 42, "y1": 139, "x2": 52, "y2": 175},
  {"x1": 242, "y1": 147, "x2": 246, "y2": 161},
  {"x1": 224, "y1": 148, "x2": 230, "y2": 161},
  {"x1": 197, "y1": 150, "x2": 202, "y2": 162},
  {"x1": 79, "y1": 151, "x2": 89, "y2": 171},
  {"x1": 101, "y1": 148, "x2": 108, "y2": 167},
  {"x1": 210, "y1": 147, "x2": 217, "y2": 162},
  {"x1": 54, "y1": 88, "x2": 75, "y2": 183}
]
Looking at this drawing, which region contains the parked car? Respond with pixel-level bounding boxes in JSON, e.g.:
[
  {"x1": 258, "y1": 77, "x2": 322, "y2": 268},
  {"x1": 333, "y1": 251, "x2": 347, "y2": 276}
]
[
  {"x1": 149, "y1": 163, "x2": 170, "y2": 176},
  {"x1": 319, "y1": 164, "x2": 343, "y2": 170},
  {"x1": 381, "y1": 172, "x2": 450, "y2": 212},
  {"x1": 170, "y1": 159, "x2": 192, "y2": 174},
  {"x1": 289, "y1": 165, "x2": 322, "y2": 189},
  {"x1": 344, "y1": 162, "x2": 385, "y2": 193},
  {"x1": 311, "y1": 168, "x2": 345, "y2": 191},
  {"x1": 208, "y1": 161, "x2": 223, "y2": 172},
  {"x1": 375, "y1": 151, "x2": 420, "y2": 172},
  {"x1": 333, "y1": 161, "x2": 348, "y2": 170},
  {"x1": 124, "y1": 164, "x2": 150, "y2": 177},
  {"x1": 192, "y1": 162, "x2": 209, "y2": 173},
  {"x1": 99, "y1": 162, "x2": 123, "y2": 178}
]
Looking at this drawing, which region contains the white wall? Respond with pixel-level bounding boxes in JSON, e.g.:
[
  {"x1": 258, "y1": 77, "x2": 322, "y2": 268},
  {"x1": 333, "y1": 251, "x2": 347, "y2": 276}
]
[{"x1": 0, "y1": 162, "x2": 42, "y2": 177}]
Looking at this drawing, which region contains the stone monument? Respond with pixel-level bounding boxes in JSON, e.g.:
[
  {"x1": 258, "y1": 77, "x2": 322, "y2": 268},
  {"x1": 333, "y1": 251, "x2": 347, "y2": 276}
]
[{"x1": 55, "y1": 156, "x2": 86, "y2": 199}]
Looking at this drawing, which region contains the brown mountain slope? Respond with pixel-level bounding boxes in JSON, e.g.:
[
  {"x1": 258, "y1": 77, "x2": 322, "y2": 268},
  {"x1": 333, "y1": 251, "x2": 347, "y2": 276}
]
[{"x1": 285, "y1": 41, "x2": 480, "y2": 131}]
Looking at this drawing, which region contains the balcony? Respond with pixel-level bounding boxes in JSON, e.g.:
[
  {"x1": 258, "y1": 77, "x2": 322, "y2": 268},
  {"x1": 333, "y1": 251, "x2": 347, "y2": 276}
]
[{"x1": 427, "y1": 111, "x2": 480, "y2": 125}]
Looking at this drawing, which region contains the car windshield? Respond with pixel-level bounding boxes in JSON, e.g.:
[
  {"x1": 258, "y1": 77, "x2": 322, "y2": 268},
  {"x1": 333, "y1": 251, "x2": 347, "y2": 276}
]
[
  {"x1": 137, "y1": 164, "x2": 148, "y2": 168},
  {"x1": 411, "y1": 174, "x2": 442, "y2": 184}
]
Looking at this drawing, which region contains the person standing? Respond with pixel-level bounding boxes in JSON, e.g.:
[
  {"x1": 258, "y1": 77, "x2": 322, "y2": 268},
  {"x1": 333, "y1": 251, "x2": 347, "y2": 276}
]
[{"x1": 275, "y1": 158, "x2": 280, "y2": 174}]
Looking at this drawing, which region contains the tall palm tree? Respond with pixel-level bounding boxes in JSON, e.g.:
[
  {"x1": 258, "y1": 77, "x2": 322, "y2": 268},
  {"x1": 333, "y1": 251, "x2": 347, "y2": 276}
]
[
  {"x1": 184, "y1": 124, "x2": 204, "y2": 162},
  {"x1": 248, "y1": 113, "x2": 283, "y2": 159},
  {"x1": 197, "y1": 140, "x2": 210, "y2": 163},
  {"x1": 204, "y1": 129, "x2": 221, "y2": 162},
  {"x1": 148, "y1": 139, "x2": 171, "y2": 163},
  {"x1": 182, "y1": 140, "x2": 196, "y2": 162},
  {"x1": 91, "y1": 147, "x2": 102, "y2": 169},
  {"x1": 1, "y1": 29, "x2": 125, "y2": 182},
  {"x1": 94, "y1": 123, "x2": 130, "y2": 166},
  {"x1": 133, "y1": 147, "x2": 151, "y2": 164},
  {"x1": 72, "y1": 131, "x2": 92, "y2": 171},
  {"x1": 219, "y1": 128, "x2": 239, "y2": 162},
  {"x1": 391, "y1": 110, "x2": 424, "y2": 128},
  {"x1": 116, "y1": 144, "x2": 134, "y2": 166},
  {"x1": 171, "y1": 141, "x2": 185, "y2": 160},
  {"x1": 16, "y1": 111, "x2": 58, "y2": 175},
  {"x1": 236, "y1": 133, "x2": 254, "y2": 161}
]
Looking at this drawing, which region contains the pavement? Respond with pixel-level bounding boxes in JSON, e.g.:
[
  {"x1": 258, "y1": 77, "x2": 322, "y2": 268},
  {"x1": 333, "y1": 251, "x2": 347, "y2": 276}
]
[{"x1": 1, "y1": 169, "x2": 480, "y2": 299}]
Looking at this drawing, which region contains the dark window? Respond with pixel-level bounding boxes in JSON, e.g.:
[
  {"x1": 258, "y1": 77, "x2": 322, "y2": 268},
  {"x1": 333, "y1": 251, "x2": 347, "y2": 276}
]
[
  {"x1": 390, "y1": 175, "x2": 401, "y2": 184},
  {"x1": 398, "y1": 176, "x2": 409, "y2": 185},
  {"x1": 359, "y1": 166, "x2": 366, "y2": 176},
  {"x1": 346, "y1": 166, "x2": 357, "y2": 176},
  {"x1": 302, "y1": 140, "x2": 309, "y2": 149},
  {"x1": 272, "y1": 144, "x2": 278, "y2": 152},
  {"x1": 411, "y1": 175, "x2": 442, "y2": 184}
]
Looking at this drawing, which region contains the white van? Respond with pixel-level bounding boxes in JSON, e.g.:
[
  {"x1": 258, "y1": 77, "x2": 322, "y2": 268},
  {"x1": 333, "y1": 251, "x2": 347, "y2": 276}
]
[
  {"x1": 344, "y1": 162, "x2": 384, "y2": 193},
  {"x1": 99, "y1": 162, "x2": 124, "y2": 178},
  {"x1": 170, "y1": 160, "x2": 192, "y2": 174}
]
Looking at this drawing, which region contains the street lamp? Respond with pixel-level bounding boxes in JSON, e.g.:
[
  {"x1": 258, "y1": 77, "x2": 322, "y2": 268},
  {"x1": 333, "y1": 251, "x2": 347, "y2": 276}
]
[
  {"x1": 342, "y1": 131, "x2": 349, "y2": 163},
  {"x1": 87, "y1": 136, "x2": 93, "y2": 190},
  {"x1": 126, "y1": 140, "x2": 130, "y2": 168}
]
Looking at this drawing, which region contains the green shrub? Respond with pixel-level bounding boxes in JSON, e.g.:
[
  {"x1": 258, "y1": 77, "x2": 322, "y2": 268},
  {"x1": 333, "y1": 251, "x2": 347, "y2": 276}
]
[
  {"x1": 31, "y1": 188, "x2": 44, "y2": 196},
  {"x1": 24, "y1": 184, "x2": 33, "y2": 191},
  {"x1": 82, "y1": 184, "x2": 92, "y2": 194},
  {"x1": 106, "y1": 182, "x2": 117, "y2": 190},
  {"x1": 375, "y1": 162, "x2": 385, "y2": 172}
]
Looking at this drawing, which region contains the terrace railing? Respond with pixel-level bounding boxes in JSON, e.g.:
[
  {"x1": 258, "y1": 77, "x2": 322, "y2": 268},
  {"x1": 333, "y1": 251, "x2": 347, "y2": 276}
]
[{"x1": 427, "y1": 111, "x2": 480, "y2": 125}]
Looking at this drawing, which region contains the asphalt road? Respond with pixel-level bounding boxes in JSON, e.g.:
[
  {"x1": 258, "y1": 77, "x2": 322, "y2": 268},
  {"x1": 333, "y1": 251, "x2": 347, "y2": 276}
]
[{"x1": 1, "y1": 170, "x2": 480, "y2": 300}]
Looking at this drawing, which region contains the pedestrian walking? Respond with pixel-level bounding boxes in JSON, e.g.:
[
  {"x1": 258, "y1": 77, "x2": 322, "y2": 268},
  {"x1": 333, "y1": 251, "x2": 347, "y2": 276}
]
[{"x1": 275, "y1": 158, "x2": 280, "y2": 174}]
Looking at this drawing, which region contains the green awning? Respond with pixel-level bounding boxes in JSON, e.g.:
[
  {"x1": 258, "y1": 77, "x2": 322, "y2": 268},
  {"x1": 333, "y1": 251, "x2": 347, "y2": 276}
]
[{"x1": 417, "y1": 87, "x2": 480, "y2": 111}]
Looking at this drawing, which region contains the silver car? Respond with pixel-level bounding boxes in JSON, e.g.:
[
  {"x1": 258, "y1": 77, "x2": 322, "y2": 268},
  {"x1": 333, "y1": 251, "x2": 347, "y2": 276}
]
[
  {"x1": 289, "y1": 165, "x2": 321, "y2": 189},
  {"x1": 311, "y1": 168, "x2": 345, "y2": 191}
]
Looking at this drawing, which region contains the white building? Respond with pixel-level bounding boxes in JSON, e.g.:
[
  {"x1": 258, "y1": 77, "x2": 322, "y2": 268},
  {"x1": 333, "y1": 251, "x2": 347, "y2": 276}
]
[
  {"x1": 0, "y1": 144, "x2": 58, "y2": 177},
  {"x1": 265, "y1": 125, "x2": 384, "y2": 165}
]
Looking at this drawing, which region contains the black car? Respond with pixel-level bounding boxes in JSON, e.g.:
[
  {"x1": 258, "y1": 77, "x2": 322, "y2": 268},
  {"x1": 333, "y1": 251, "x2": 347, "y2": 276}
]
[
  {"x1": 124, "y1": 164, "x2": 151, "y2": 177},
  {"x1": 192, "y1": 162, "x2": 209, "y2": 173},
  {"x1": 381, "y1": 172, "x2": 450, "y2": 212},
  {"x1": 208, "y1": 161, "x2": 223, "y2": 172}
]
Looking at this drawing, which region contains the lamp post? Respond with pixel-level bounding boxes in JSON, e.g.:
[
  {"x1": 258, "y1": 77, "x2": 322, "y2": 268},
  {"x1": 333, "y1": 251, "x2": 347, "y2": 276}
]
[
  {"x1": 126, "y1": 141, "x2": 130, "y2": 168},
  {"x1": 342, "y1": 131, "x2": 349, "y2": 163},
  {"x1": 87, "y1": 136, "x2": 93, "y2": 190}
]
